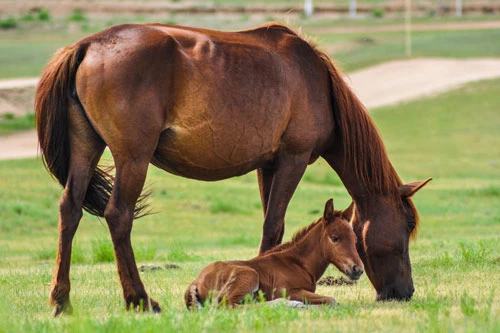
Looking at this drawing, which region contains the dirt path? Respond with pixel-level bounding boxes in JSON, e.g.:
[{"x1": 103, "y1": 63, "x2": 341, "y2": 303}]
[{"x1": 1, "y1": 57, "x2": 500, "y2": 161}]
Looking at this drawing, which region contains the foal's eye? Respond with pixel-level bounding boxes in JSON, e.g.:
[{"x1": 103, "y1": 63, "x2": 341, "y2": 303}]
[{"x1": 331, "y1": 237, "x2": 340, "y2": 243}]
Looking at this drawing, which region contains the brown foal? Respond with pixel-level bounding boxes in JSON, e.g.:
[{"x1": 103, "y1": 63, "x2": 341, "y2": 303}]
[{"x1": 185, "y1": 199, "x2": 363, "y2": 309}]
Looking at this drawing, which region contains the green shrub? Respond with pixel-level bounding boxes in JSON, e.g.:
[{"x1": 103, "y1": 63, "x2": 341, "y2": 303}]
[
  {"x1": 373, "y1": 8, "x2": 384, "y2": 18},
  {"x1": 1, "y1": 113, "x2": 15, "y2": 120},
  {"x1": 68, "y1": 9, "x2": 88, "y2": 22},
  {"x1": 0, "y1": 17, "x2": 17, "y2": 30},
  {"x1": 20, "y1": 14, "x2": 35, "y2": 22},
  {"x1": 37, "y1": 8, "x2": 51, "y2": 22}
]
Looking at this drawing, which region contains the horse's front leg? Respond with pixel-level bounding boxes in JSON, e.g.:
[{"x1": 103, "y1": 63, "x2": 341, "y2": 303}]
[
  {"x1": 104, "y1": 158, "x2": 160, "y2": 313},
  {"x1": 258, "y1": 152, "x2": 310, "y2": 254},
  {"x1": 287, "y1": 289, "x2": 337, "y2": 306}
]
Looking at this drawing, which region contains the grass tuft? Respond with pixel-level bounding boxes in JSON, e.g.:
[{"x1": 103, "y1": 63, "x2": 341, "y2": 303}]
[{"x1": 91, "y1": 239, "x2": 115, "y2": 263}]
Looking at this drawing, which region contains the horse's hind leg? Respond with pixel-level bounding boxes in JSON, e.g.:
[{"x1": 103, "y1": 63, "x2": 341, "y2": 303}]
[
  {"x1": 104, "y1": 154, "x2": 160, "y2": 312},
  {"x1": 50, "y1": 104, "x2": 105, "y2": 316}
]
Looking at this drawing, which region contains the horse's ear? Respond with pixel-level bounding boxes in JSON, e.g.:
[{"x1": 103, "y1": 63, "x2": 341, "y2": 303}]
[
  {"x1": 399, "y1": 178, "x2": 432, "y2": 198},
  {"x1": 323, "y1": 198, "x2": 335, "y2": 223},
  {"x1": 341, "y1": 202, "x2": 355, "y2": 221}
]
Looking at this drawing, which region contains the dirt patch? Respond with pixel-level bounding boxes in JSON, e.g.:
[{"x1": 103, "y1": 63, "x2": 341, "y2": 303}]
[
  {"x1": 317, "y1": 275, "x2": 357, "y2": 286},
  {"x1": 0, "y1": 87, "x2": 36, "y2": 117},
  {"x1": 138, "y1": 264, "x2": 181, "y2": 272}
]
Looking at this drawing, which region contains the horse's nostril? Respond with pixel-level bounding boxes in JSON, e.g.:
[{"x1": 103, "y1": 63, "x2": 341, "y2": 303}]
[{"x1": 353, "y1": 265, "x2": 361, "y2": 274}]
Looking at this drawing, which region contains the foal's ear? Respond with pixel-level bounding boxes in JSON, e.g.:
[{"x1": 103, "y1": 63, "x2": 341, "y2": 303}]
[
  {"x1": 399, "y1": 178, "x2": 432, "y2": 198},
  {"x1": 323, "y1": 198, "x2": 335, "y2": 223},
  {"x1": 341, "y1": 202, "x2": 355, "y2": 221}
]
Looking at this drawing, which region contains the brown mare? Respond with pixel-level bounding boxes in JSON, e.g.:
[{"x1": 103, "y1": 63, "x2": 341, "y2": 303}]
[
  {"x1": 35, "y1": 22, "x2": 431, "y2": 315},
  {"x1": 185, "y1": 199, "x2": 363, "y2": 309}
]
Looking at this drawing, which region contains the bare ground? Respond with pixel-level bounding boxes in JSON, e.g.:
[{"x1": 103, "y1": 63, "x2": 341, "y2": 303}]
[{"x1": 1, "y1": 57, "x2": 500, "y2": 160}]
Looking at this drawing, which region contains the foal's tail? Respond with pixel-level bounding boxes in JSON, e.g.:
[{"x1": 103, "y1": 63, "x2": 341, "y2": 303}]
[
  {"x1": 184, "y1": 284, "x2": 202, "y2": 310},
  {"x1": 35, "y1": 43, "x2": 115, "y2": 217},
  {"x1": 314, "y1": 49, "x2": 399, "y2": 195}
]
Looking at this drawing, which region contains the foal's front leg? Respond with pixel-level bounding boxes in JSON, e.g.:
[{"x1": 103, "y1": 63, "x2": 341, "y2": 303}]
[{"x1": 288, "y1": 289, "x2": 337, "y2": 306}]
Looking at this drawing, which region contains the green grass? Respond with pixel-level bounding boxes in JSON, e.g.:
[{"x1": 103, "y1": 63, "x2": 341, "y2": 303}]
[
  {"x1": 320, "y1": 28, "x2": 500, "y2": 71},
  {"x1": 0, "y1": 73, "x2": 499, "y2": 331},
  {"x1": 0, "y1": 113, "x2": 35, "y2": 135}
]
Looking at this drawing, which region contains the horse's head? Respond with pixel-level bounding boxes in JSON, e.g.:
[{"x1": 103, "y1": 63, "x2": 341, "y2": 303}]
[
  {"x1": 321, "y1": 199, "x2": 364, "y2": 281},
  {"x1": 351, "y1": 178, "x2": 432, "y2": 302}
]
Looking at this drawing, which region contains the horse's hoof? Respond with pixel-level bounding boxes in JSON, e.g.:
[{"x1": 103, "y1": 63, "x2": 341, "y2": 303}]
[
  {"x1": 52, "y1": 301, "x2": 73, "y2": 317},
  {"x1": 128, "y1": 297, "x2": 162, "y2": 313}
]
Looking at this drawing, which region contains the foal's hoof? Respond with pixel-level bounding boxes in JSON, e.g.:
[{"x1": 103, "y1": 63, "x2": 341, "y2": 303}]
[
  {"x1": 52, "y1": 301, "x2": 73, "y2": 317},
  {"x1": 151, "y1": 299, "x2": 162, "y2": 314}
]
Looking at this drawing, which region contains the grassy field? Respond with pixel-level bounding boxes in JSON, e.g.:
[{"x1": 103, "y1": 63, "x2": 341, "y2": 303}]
[{"x1": 0, "y1": 71, "x2": 499, "y2": 331}]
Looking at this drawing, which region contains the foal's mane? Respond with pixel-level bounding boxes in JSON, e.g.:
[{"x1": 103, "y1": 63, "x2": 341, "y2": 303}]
[{"x1": 265, "y1": 210, "x2": 344, "y2": 255}]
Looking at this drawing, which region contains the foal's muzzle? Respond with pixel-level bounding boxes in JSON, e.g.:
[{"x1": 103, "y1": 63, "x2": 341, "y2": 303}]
[{"x1": 347, "y1": 264, "x2": 364, "y2": 280}]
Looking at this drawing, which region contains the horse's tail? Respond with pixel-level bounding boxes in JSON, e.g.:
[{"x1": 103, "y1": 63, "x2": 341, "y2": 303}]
[
  {"x1": 35, "y1": 43, "x2": 115, "y2": 217},
  {"x1": 314, "y1": 50, "x2": 399, "y2": 195},
  {"x1": 184, "y1": 284, "x2": 202, "y2": 310}
]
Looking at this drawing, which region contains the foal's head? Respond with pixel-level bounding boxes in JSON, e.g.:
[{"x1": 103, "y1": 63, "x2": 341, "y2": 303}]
[{"x1": 320, "y1": 199, "x2": 364, "y2": 280}]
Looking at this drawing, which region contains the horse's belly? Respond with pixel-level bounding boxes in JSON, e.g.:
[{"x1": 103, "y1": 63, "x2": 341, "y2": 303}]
[{"x1": 151, "y1": 125, "x2": 277, "y2": 180}]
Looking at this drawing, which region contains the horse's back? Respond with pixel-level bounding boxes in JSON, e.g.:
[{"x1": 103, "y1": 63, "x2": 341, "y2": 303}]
[{"x1": 74, "y1": 23, "x2": 334, "y2": 179}]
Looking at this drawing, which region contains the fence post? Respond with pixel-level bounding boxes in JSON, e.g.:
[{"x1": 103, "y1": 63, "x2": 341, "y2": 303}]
[
  {"x1": 456, "y1": 0, "x2": 462, "y2": 17},
  {"x1": 304, "y1": 0, "x2": 314, "y2": 17},
  {"x1": 349, "y1": 0, "x2": 357, "y2": 18},
  {"x1": 405, "y1": 0, "x2": 412, "y2": 56}
]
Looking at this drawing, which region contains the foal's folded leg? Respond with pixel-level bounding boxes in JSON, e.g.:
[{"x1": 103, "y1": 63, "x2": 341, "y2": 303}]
[
  {"x1": 287, "y1": 289, "x2": 336, "y2": 306},
  {"x1": 219, "y1": 266, "x2": 260, "y2": 308}
]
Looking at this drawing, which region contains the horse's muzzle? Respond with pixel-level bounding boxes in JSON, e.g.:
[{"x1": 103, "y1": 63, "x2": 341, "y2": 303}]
[{"x1": 376, "y1": 285, "x2": 415, "y2": 301}]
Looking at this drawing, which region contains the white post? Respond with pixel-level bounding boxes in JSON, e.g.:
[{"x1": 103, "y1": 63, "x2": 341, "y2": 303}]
[
  {"x1": 405, "y1": 0, "x2": 412, "y2": 57},
  {"x1": 349, "y1": 0, "x2": 357, "y2": 18},
  {"x1": 456, "y1": 0, "x2": 462, "y2": 17},
  {"x1": 304, "y1": 0, "x2": 314, "y2": 17}
]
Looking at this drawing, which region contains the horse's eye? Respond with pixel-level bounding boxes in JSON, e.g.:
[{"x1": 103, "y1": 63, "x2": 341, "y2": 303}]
[
  {"x1": 331, "y1": 237, "x2": 339, "y2": 243},
  {"x1": 408, "y1": 221, "x2": 416, "y2": 232}
]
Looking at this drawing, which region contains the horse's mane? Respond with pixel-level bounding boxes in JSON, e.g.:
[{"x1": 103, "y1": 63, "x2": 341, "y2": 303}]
[
  {"x1": 265, "y1": 210, "x2": 344, "y2": 255},
  {"x1": 260, "y1": 23, "x2": 419, "y2": 235},
  {"x1": 310, "y1": 38, "x2": 420, "y2": 236}
]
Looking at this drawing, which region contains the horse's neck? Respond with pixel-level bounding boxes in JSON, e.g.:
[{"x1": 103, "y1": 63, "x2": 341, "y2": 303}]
[
  {"x1": 283, "y1": 226, "x2": 330, "y2": 283},
  {"x1": 325, "y1": 153, "x2": 399, "y2": 216}
]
